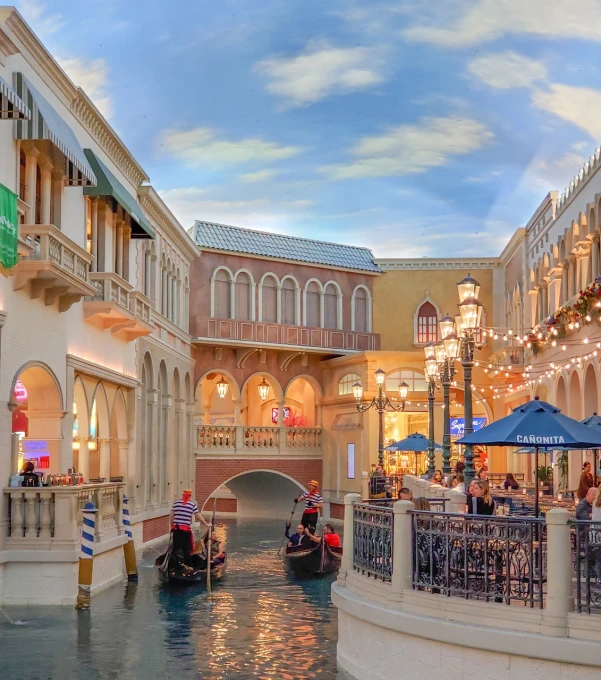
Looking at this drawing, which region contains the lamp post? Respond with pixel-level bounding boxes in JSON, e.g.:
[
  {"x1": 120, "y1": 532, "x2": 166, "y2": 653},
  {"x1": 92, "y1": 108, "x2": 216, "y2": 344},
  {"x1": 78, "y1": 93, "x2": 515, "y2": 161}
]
[
  {"x1": 353, "y1": 368, "x2": 408, "y2": 468},
  {"x1": 434, "y1": 341, "x2": 453, "y2": 475},
  {"x1": 424, "y1": 344, "x2": 438, "y2": 477},
  {"x1": 456, "y1": 274, "x2": 483, "y2": 486}
]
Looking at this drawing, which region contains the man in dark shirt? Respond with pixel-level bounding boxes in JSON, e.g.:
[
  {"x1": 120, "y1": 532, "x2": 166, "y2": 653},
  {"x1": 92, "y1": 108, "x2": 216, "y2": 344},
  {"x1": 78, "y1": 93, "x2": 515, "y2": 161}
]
[
  {"x1": 285, "y1": 522, "x2": 313, "y2": 548},
  {"x1": 576, "y1": 487, "x2": 597, "y2": 520}
]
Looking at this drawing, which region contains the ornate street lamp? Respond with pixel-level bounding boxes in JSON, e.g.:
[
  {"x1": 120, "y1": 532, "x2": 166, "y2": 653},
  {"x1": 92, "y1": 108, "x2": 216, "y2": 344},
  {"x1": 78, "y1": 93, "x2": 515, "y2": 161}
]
[
  {"x1": 424, "y1": 353, "x2": 438, "y2": 476},
  {"x1": 216, "y1": 376, "x2": 229, "y2": 399},
  {"x1": 436, "y1": 326, "x2": 457, "y2": 475},
  {"x1": 257, "y1": 378, "x2": 271, "y2": 401},
  {"x1": 354, "y1": 368, "x2": 407, "y2": 467},
  {"x1": 457, "y1": 274, "x2": 483, "y2": 486}
]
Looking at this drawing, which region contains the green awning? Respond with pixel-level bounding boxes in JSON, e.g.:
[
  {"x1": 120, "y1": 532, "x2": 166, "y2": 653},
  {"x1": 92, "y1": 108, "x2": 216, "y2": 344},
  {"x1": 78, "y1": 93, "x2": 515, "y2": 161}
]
[
  {"x1": 83, "y1": 149, "x2": 155, "y2": 239},
  {"x1": 0, "y1": 76, "x2": 30, "y2": 120}
]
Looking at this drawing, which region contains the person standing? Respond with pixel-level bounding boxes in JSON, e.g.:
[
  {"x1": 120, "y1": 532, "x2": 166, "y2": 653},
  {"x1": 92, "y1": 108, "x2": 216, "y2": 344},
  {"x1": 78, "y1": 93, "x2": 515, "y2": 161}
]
[
  {"x1": 169, "y1": 489, "x2": 211, "y2": 554},
  {"x1": 295, "y1": 480, "x2": 323, "y2": 531},
  {"x1": 577, "y1": 462, "x2": 595, "y2": 500}
]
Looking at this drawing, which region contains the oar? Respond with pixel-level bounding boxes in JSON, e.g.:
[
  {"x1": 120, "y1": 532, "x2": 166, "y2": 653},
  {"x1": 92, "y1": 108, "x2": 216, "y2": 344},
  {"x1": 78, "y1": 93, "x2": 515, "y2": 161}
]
[
  {"x1": 207, "y1": 497, "x2": 217, "y2": 596},
  {"x1": 277, "y1": 500, "x2": 298, "y2": 556}
]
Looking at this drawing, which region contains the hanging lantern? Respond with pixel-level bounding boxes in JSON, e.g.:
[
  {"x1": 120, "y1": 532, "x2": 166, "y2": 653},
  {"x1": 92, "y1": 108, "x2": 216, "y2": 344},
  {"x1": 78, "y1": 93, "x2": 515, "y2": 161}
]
[
  {"x1": 216, "y1": 376, "x2": 229, "y2": 399},
  {"x1": 257, "y1": 378, "x2": 271, "y2": 401}
]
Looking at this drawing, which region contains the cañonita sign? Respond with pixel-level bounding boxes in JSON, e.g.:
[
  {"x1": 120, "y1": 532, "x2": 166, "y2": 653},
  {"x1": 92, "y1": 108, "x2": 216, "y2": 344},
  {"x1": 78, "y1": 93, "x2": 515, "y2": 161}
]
[
  {"x1": 516, "y1": 435, "x2": 565, "y2": 444},
  {"x1": 0, "y1": 183, "x2": 17, "y2": 269}
]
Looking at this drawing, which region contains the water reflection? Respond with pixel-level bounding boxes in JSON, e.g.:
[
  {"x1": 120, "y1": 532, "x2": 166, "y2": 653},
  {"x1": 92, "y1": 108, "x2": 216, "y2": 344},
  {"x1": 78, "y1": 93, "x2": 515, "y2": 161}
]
[{"x1": 0, "y1": 519, "x2": 341, "y2": 679}]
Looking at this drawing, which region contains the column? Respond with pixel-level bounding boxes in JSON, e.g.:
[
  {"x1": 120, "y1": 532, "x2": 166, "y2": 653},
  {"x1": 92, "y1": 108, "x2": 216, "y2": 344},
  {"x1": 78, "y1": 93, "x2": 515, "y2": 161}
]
[
  {"x1": 277, "y1": 399, "x2": 286, "y2": 449},
  {"x1": 592, "y1": 237, "x2": 600, "y2": 281},
  {"x1": 544, "y1": 509, "x2": 573, "y2": 634},
  {"x1": 118, "y1": 438, "x2": 129, "y2": 480},
  {"x1": 24, "y1": 149, "x2": 39, "y2": 224},
  {"x1": 78, "y1": 437, "x2": 90, "y2": 482},
  {"x1": 98, "y1": 438, "x2": 111, "y2": 480},
  {"x1": 202, "y1": 402, "x2": 211, "y2": 426},
  {"x1": 90, "y1": 198, "x2": 98, "y2": 272},
  {"x1": 567, "y1": 259, "x2": 575, "y2": 299},
  {"x1": 148, "y1": 389, "x2": 159, "y2": 506},
  {"x1": 391, "y1": 500, "x2": 414, "y2": 594},
  {"x1": 161, "y1": 394, "x2": 172, "y2": 504},
  {"x1": 340, "y1": 493, "x2": 361, "y2": 579},
  {"x1": 39, "y1": 160, "x2": 52, "y2": 224},
  {"x1": 175, "y1": 399, "x2": 185, "y2": 496},
  {"x1": 561, "y1": 264, "x2": 569, "y2": 305},
  {"x1": 122, "y1": 225, "x2": 131, "y2": 282},
  {"x1": 51, "y1": 168, "x2": 63, "y2": 227},
  {"x1": 116, "y1": 220, "x2": 124, "y2": 277}
]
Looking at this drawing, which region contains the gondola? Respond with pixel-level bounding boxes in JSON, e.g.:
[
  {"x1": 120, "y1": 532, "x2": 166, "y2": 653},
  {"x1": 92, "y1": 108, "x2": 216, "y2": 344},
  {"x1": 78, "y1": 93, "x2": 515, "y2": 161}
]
[
  {"x1": 284, "y1": 538, "x2": 342, "y2": 577},
  {"x1": 155, "y1": 529, "x2": 227, "y2": 586}
]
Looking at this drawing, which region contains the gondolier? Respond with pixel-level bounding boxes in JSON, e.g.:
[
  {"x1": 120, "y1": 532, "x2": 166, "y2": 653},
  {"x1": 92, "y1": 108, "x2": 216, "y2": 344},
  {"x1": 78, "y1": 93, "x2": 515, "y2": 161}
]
[
  {"x1": 169, "y1": 489, "x2": 211, "y2": 554},
  {"x1": 295, "y1": 480, "x2": 323, "y2": 531}
]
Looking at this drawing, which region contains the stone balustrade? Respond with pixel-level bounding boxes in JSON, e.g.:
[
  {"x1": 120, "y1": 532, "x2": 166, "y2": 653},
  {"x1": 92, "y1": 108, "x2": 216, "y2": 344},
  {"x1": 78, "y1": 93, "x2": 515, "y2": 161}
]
[
  {"x1": 196, "y1": 425, "x2": 323, "y2": 458},
  {"x1": 4, "y1": 482, "x2": 124, "y2": 549}
]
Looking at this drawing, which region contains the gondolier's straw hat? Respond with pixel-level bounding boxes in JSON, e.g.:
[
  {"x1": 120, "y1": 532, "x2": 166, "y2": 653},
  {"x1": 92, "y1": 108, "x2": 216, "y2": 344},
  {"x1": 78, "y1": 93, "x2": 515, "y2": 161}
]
[{"x1": 309, "y1": 480, "x2": 319, "y2": 487}]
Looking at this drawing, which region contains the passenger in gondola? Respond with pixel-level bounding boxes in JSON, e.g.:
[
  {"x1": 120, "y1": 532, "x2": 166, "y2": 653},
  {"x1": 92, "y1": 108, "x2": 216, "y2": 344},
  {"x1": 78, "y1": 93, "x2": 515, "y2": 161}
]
[
  {"x1": 305, "y1": 523, "x2": 341, "y2": 548},
  {"x1": 209, "y1": 529, "x2": 226, "y2": 565},
  {"x1": 285, "y1": 522, "x2": 313, "y2": 548},
  {"x1": 169, "y1": 488, "x2": 211, "y2": 555},
  {"x1": 294, "y1": 480, "x2": 324, "y2": 532}
]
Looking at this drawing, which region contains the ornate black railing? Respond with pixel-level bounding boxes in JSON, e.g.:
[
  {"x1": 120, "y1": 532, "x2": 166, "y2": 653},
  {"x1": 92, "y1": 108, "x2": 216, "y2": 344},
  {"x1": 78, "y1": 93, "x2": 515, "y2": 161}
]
[
  {"x1": 353, "y1": 503, "x2": 393, "y2": 581},
  {"x1": 570, "y1": 519, "x2": 601, "y2": 614},
  {"x1": 365, "y1": 497, "x2": 448, "y2": 513},
  {"x1": 369, "y1": 474, "x2": 403, "y2": 499},
  {"x1": 412, "y1": 511, "x2": 546, "y2": 607}
]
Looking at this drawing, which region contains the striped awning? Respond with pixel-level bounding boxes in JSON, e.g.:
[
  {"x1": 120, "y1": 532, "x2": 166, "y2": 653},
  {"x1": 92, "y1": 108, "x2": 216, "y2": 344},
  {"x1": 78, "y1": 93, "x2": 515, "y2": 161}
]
[
  {"x1": 0, "y1": 76, "x2": 30, "y2": 120},
  {"x1": 13, "y1": 73, "x2": 96, "y2": 187}
]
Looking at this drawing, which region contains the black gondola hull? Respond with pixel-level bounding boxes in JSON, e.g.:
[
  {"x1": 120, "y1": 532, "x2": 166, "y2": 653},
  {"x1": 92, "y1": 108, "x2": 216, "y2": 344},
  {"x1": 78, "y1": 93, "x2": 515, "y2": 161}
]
[
  {"x1": 155, "y1": 534, "x2": 227, "y2": 586},
  {"x1": 284, "y1": 540, "x2": 341, "y2": 577}
]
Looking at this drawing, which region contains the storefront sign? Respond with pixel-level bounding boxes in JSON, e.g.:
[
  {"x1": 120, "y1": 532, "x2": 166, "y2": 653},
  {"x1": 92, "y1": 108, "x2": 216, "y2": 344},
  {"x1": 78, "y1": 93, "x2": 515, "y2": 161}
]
[
  {"x1": 23, "y1": 440, "x2": 50, "y2": 454},
  {"x1": 450, "y1": 418, "x2": 486, "y2": 437},
  {"x1": 0, "y1": 183, "x2": 18, "y2": 269}
]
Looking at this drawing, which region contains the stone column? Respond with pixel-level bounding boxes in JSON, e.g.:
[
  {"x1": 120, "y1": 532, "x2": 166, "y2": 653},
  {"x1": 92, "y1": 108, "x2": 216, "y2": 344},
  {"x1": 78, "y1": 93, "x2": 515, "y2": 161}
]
[
  {"x1": 161, "y1": 394, "x2": 172, "y2": 504},
  {"x1": 122, "y1": 225, "x2": 131, "y2": 282},
  {"x1": 118, "y1": 438, "x2": 129, "y2": 480},
  {"x1": 592, "y1": 236, "x2": 600, "y2": 280},
  {"x1": 445, "y1": 488, "x2": 466, "y2": 514},
  {"x1": 148, "y1": 389, "x2": 159, "y2": 506},
  {"x1": 561, "y1": 263, "x2": 569, "y2": 304},
  {"x1": 51, "y1": 168, "x2": 63, "y2": 228},
  {"x1": 116, "y1": 219, "x2": 124, "y2": 277},
  {"x1": 391, "y1": 500, "x2": 414, "y2": 594},
  {"x1": 340, "y1": 493, "x2": 361, "y2": 579},
  {"x1": 98, "y1": 438, "x2": 111, "y2": 480},
  {"x1": 78, "y1": 437, "x2": 90, "y2": 482},
  {"x1": 545, "y1": 509, "x2": 573, "y2": 628},
  {"x1": 39, "y1": 160, "x2": 53, "y2": 224},
  {"x1": 90, "y1": 198, "x2": 98, "y2": 272},
  {"x1": 175, "y1": 398, "x2": 186, "y2": 495},
  {"x1": 24, "y1": 148, "x2": 39, "y2": 224},
  {"x1": 361, "y1": 471, "x2": 369, "y2": 499}
]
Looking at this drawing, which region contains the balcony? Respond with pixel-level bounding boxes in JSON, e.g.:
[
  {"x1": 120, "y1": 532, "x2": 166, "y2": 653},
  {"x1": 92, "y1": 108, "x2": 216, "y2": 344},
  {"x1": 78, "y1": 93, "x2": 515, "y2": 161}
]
[
  {"x1": 196, "y1": 425, "x2": 323, "y2": 458},
  {"x1": 84, "y1": 272, "x2": 133, "y2": 328},
  {"x1": 490, "y1": 345, "x2": 525, "y2": 367},
  {"x1": 198, "y1": 318, "x2": 379, "y2": 354},
  {"x1": 13, "y1": 224, "x2": 95, "y2": 312}
]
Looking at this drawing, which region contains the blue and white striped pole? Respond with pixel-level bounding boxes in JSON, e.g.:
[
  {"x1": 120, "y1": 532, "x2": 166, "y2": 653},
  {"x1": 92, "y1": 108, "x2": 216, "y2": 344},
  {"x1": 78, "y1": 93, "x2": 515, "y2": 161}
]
[
  {"x1": 75, "y1": 501, "x2": 97, "y2": 610},
  {"x1": 122, "y1": 495, "x2": 138, "y2": 582}
]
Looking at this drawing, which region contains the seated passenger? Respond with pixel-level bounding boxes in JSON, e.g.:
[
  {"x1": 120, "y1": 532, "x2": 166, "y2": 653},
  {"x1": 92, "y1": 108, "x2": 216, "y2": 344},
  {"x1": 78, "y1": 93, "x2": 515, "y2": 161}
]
[
  {"x1": 209, "y1": 529, "x2": 226, "y2": 565},
  {"x1": 285, "y1": 522, "x2": 313, "y2": 548},
  {"x1": 306, "y1": 523, "x2": 341, "y2": 548}
]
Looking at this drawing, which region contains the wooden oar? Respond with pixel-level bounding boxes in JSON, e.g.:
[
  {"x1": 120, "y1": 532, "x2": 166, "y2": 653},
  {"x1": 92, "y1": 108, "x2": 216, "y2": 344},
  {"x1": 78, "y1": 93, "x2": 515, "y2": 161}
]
[
  {"x1": 277, "y1": 501, "x2": 298, "y2": 556},
  {"x1": 206, "y1": 497, "x2": 217, "y2": 596}
]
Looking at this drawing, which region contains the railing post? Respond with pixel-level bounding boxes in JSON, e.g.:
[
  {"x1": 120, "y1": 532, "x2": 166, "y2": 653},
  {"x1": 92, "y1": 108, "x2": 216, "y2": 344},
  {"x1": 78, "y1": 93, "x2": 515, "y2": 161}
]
[
  {"x1": 361, "y1": 471, "x2": 369, "y2": 500},
  {"x1": 545, "y1": 509, "x2": 573, "y2": 625},
  {"x1": 340, "y1": 493, "x2": 361, "y2": 579},
  {"x1": 392, "y1": 500, "x2": 414, "y2": 594},
  {"x1": 445, "y1": 489, "x2": 466, "y2": 514}
]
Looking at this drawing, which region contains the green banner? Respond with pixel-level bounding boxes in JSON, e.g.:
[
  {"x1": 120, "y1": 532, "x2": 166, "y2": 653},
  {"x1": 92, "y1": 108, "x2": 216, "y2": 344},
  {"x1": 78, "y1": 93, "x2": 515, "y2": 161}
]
[{"x1": 0, "y1": 183, "x2": 18, "y2": 269}]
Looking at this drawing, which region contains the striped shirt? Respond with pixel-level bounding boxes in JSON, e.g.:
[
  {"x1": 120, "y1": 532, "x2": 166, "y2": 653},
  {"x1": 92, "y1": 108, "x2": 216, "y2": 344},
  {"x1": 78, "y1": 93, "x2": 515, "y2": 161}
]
[
  {"x1": 302, "y1": 490, "x2": 323, "y2": 512},
  {"x1": 171, "y1": 500, "x2": 198, "y2": 526}
]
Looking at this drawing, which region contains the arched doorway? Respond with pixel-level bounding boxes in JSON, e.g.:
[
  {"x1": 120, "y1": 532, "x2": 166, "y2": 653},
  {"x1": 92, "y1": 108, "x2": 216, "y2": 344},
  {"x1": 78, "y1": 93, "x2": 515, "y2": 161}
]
[
  {"x1": 556, "y1": 376, "x2": 568, "y2": 413},
  {"x1": 284, "y1": 375, "x2": 322, "y2": 427},
  {"x1": 89, "y1": 383, "x2": 110, "y2": 480},
  {"x1": 196, "y1": 370, "x2": 240, "y2": 426},
  {"x1": 110, "y1": 389, "x2": 128, "y2": 480},
  {"x1": 206, "y1": 470, "x2": 304, "y2": 518},
  {"x1": 583, "y1": 364, "x2": 598, "y2": 417},
  {"x1": 241, "y1": 373, "x2": 283, "y2": 426},
  {"x1": 72, "y1": 376, "x2": 89, "y2": 477},
  {"x1": 141, "y1": 352, "x2": 154, "y2": 508},
  {"x1": 10, "y1": 362, "x2": 63, "y2": 475},
  {"x1": 569, "y1": 371, "x2": 583, "y2": 420}
]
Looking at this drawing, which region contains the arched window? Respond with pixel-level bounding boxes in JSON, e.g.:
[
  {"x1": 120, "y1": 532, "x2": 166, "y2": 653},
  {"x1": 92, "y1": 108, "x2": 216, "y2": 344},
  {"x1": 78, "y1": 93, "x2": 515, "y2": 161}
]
[
  {"x1": 324, "y1": 283, "x2": 338, "y2": 329},
  {"x1": 354, "y1": 287, "x2": 368, "y2": 333},
  {"x1": 386, "y1": 370, "x2": 427, "y2": 393},
  {"x1": 261, "y1": 275, "x2": 278, "y2": 323},
  {"x1": 416, "y1": 301, "x2": 438, "y2": 344},
  {"x1": 214, "y1": 269, "x2": 231, "y2": 318},
  {"x1": 339, "y1": 373, "x2": 360, "y2": 395},
  {"x1": 235, "y1": 272, "x2": 252, "y2": 320},
  {"x1": 305, "y1": 281, "x2": 321, "y2": 328},
  {"x1": 281, "y1": 278, "x2": 297, "y2": 325}
]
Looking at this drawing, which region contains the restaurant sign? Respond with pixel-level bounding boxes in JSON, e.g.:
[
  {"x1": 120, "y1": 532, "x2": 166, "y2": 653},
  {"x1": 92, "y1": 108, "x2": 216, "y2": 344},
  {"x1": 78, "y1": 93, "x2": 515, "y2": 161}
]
[
  {"x1": 450, "y1": 418, "x2": 486, "y2": 437},
  {"x1": 0, "y1": 183, "x2": 18, "y2": 269}
]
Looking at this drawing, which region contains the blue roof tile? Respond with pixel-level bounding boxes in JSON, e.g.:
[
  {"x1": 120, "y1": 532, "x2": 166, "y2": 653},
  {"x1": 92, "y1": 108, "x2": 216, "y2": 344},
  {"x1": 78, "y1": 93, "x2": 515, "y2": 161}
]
[{"x1": 190, "y1": 221, "x2": 380, "y2": 273}]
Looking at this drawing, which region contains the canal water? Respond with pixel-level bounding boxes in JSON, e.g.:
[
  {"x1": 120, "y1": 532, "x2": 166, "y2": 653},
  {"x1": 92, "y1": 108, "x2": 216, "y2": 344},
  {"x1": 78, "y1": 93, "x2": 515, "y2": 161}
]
[{"x1": 0, "y1": 519, "x2": 347, "y2": 680}]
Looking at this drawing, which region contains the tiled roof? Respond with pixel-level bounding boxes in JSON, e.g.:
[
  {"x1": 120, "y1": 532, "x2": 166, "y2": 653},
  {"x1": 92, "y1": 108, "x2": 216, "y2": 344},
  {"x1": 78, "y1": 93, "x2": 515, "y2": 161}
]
[{"x1": 190, "y1": 221, "x2": 381, "y2": 273}]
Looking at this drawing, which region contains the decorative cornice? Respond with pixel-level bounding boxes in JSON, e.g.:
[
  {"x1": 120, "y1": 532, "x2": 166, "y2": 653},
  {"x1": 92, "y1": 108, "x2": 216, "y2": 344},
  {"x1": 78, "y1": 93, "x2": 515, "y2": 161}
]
[
  {"x1": 556, "y1": 147, "x2": 601, "y2": 218},
  {"x1": 138, "y1": 186, "x2": 200, "y2": 261},
  {"x1": 67, "y1": 354, "x2": 139, "y2": 388},
  {"x1": 376, "y1": 258, "x2": 499, "y2": 271}
]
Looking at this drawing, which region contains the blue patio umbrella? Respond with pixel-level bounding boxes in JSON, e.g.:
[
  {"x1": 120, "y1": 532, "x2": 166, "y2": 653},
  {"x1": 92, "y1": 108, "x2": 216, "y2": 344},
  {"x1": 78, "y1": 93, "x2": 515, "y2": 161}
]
[
  {"x1": 385, "y1": 433, "x2": 443, "y2": 476},
  {"x1": 581, "y1": 413, "x2": 601, "y2": 484},
  {"x1": 458, "y1": 397, "x2": 601, "y2": 516}
]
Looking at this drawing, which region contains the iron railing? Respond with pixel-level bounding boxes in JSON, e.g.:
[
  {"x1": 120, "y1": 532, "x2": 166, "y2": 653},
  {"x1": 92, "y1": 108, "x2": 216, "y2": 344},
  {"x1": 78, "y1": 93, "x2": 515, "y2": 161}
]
[
  {"x1": 352, "y1": 502, "x2": 393, "y2": 581},
  {"x1": 366, "y1": 497, "x2": 448, "y2": 513},
  {"x1": 369, "y1": 474, "x2": 403, "y2": 499},
  {"x1": 570, "y1": 519, "x2": 601, "y2": 614},
  {"x1": 412, "y1": 511, "x2": 546, "y2": 607}
]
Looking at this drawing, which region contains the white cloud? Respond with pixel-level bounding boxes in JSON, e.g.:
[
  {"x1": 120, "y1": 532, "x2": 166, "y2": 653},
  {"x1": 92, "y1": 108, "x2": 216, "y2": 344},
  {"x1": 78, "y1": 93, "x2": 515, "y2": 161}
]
[
  {"x1": 158, "y1": 127, "x2": 303, "y2": 167},
  {"x1": 404, "y1": 0, "x2": 601, "y2": 47},
  {"x1": 239, "y1": 169, "x2": 279, "y2": 183},
  {"x1": 16, "y1": 1, "x2": 65, "y2": 36},
  {"x1": 321, "y1": 116, "x2": 494, "y2": 179},
  {"x1": 158, "y1": 187, "x2": 313, "y2": 230},
  {"x1": 58, "y1": 57, "x2": 113, "y2": 118},
  {"x1": 255, "y1": 43, "x2": 385, "y2": 106},
  {"x1": 468, "y1": 51, "x2": 547, "y2": 89},
  {"x1": 532, "y1": 84, "x2": 601, "y2": 139},
  {"x1": 464, "y1": 170, "x2": 503, "y2": 183}
]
